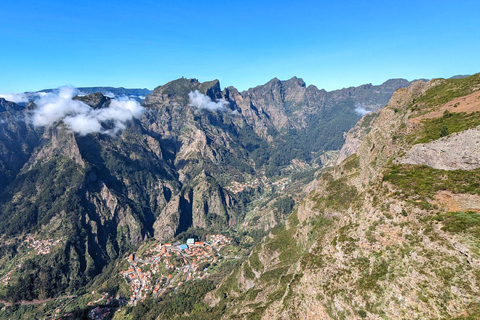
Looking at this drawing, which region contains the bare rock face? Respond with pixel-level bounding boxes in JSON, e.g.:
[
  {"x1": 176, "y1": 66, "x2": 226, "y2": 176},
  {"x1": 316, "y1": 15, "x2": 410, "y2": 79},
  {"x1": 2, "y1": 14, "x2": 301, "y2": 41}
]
[
  {"x1": 398, "y1": 126, "x2": 480, "y2": 170},
  {"x1": 153, "y1": 195, "x2": 182, "y2": 241},
  {"x1": 73, "y1": 92, "x2": 111, "y2": 109},
  {"x1": 153, "y1": 172, "x2": 236, "y2": 242},
  {"x1": 31, "y1": 126, "x2": 85, "y2": 168},
  {"x1": 336, "y1": 112, "x2": 379, "y2": 164}
]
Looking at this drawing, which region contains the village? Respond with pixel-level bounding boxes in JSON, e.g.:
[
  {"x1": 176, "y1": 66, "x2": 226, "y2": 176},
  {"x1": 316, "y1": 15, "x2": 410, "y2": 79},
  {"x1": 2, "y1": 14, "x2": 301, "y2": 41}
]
[
  {"x1": 0, "y1": 234, "x2": 62, "y2": 286},
  {"x1": 24, "y1": 233, "x2": 62, "y2": 255},
  {"x1": 121, "y1": 234, "x2": 232, "y2": 306},
  {"x1": 225, "y1": 176, "x2": 290, "y2": 194}
]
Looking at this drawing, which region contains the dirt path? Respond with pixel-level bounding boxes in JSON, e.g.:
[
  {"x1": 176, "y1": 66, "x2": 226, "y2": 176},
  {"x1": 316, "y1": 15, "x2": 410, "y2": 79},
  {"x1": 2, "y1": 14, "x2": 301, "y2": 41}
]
[{"x1": 410, "y1": 90, "x2": 480, "y2": 124}]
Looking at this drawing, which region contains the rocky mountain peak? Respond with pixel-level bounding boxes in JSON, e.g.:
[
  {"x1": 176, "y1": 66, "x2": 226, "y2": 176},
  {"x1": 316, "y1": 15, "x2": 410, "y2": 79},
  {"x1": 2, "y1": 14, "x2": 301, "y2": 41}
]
[
  {"x1": 145, "y1": 78, "x2": 222, "y2": 106},
  {"x1": 0, "y1": 98, "x2": 23, "y2": 112},
  {"x1": 73, "y1": 92, "x2": 111, "y2": 109},
  {"x1": 285, "y1": 76, "x2": 306, "y2": 88}
]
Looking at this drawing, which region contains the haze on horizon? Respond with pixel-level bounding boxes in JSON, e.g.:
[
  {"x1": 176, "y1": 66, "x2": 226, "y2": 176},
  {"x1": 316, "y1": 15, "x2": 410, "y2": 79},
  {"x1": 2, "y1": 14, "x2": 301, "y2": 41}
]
[{"x1": 1, "y1": 0, "x2": 479, "y2": 93}]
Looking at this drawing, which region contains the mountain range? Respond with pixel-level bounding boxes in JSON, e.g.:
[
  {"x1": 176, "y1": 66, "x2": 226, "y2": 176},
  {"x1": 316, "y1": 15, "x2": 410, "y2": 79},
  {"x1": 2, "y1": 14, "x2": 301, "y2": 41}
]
[{"x1": 2, "y1": 74, "x2": 478, "y2": 319}]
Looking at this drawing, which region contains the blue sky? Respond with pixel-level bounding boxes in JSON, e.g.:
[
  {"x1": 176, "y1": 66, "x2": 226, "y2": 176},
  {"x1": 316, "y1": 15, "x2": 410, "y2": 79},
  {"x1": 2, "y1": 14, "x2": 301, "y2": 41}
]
[{"x1": 1, "y1": 0, "x2": 479, "y2": 93}]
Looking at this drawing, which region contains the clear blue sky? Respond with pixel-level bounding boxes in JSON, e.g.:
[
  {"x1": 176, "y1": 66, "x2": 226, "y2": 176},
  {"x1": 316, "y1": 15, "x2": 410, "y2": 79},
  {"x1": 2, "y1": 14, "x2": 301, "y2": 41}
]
[{"x1": 1, "y1": 0, "x2": 479, "y2": 93}]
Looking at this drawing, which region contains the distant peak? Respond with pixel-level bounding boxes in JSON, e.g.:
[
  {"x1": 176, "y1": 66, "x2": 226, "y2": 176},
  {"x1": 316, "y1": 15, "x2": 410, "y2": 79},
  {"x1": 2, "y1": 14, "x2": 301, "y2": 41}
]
[{"x1": 286, "y1": 76, "x2": 306, "y2": 87}]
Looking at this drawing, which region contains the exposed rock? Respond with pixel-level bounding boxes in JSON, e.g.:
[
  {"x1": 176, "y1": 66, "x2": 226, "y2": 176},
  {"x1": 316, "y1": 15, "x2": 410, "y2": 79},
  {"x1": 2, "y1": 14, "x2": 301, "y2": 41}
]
[
  {"x1": 398, "y1": 125, "x2": 480, "y2": 170},
  {"x1": 145, "y1": 78, "x2": 222, "y2": 106},
  {"x1": 31, "y1": 126, "x2": 85, "y2": 168},
  {"x1": 336, "y1": 111, "x2": 379, "y2": 164},
  {"x1": 434, "y1": 191, "x2": 480, "y2": 212},
  {"x1": 73, "y1": 92, "x2": 111, "y2": 109}
]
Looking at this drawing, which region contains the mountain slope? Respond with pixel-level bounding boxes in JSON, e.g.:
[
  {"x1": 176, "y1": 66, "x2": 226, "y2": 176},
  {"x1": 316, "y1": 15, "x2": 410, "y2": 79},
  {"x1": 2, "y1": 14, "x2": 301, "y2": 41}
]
[
  {"x1": 209, "y1": 74, "x2": 480, "y2": 319},
  {"x1": 0, "y1": 76, "x2": 413, "y2": 304}
]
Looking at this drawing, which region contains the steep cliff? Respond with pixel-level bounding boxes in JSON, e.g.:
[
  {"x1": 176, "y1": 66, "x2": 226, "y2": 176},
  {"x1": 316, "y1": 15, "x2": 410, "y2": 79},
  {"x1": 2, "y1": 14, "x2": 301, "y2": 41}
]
[{"x1": 211, "y1": 74, "x2": 480, "y2": 319}]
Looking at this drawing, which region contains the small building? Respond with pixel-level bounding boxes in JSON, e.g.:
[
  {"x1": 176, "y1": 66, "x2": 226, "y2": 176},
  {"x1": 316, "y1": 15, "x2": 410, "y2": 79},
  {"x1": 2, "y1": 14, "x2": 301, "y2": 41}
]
[{"x1": 186, "y1": 238, "x2": 195, "y2": 245}]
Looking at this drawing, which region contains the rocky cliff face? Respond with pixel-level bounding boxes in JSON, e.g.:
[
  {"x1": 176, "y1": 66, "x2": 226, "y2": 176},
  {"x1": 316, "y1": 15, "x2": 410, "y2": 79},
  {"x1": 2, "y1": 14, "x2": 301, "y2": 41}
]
[
  {"x1": 211, "y1": 74, "x2": 480, "y2": 319},
  {"x1": 398, "y1": 126, "x2": 480, "y2": 170}
]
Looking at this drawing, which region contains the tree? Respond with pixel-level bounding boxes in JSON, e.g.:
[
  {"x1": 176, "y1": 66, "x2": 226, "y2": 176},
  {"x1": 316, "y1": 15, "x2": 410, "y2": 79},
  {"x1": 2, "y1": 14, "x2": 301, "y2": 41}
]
[{"x1": 440, "y1": 125, "x2": 449, "y2": 137}]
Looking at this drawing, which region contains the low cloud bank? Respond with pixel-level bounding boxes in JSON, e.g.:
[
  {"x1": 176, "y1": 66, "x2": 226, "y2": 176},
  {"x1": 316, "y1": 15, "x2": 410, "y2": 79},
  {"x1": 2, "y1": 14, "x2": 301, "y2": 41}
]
[
  {"x1": 354, "y1": 104, "x2": 371, "y2": 116},
  {"x1": 31, "y1": 86, "x2": 145, "y2": 135},
  {"x1": 188, "y1": 90, "x2": 228, "y2": 111},
  {"x1": 0, "y1": 93, "x2": 29, "y2": 104}
]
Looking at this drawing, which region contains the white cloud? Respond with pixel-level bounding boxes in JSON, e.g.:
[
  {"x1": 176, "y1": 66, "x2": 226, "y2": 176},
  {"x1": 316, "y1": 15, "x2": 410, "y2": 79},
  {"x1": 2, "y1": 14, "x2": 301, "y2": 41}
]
[
  {"x1": 188, "y1": 90, "x2": 228, "y2": 111},
  {"x1": 31, "y1": 86, "x2": 145, "y2": 135},
  {"x1": 354, "y1": 104, "x2": 371, "y2": 116},
  {"x1": 32, "y1": 86, "x2": 90, "y2": 126},
  {"x1": 0, "y1": 92, "x2": 29, "y2": 104},
  {"x1": 104, "y1": 91, "x2": 115, "y2": 98},
  {"x1": 63, "y1": 114, "x2": 102, "y2": 135}
]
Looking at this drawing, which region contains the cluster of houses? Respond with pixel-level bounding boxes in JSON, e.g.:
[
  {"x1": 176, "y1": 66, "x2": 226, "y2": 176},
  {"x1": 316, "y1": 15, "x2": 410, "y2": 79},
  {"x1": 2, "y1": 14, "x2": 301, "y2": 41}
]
[
  {"x1": 271, "y1": 177, "x2": 290, "y2": 190},
  {"x1": 88, "y1": 306, "x2": 111, "y2": 320},
  {"x1": 121, "y1": 234, "x2": 231, "y2": 305},
  {"x1": 226, "y1": 177, "x2": 264, "y2": 194},
  {"x1": 0, "y1": 235, "x2": 62, "y2": 286},
  {"x1": 24, "y1": 234, "x2": 61, "y2": 255},
  {"x1": 0, "y1": 270, "x2": 14, "y2": 286},
  {"x1": 225, "y1": 176, "x2": 290, "y2": 194}
]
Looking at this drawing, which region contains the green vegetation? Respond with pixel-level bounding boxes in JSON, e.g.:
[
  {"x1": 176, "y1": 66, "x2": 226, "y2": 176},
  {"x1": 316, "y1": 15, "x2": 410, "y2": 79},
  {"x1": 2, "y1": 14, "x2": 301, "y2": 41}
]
[
  {"x1": 342, "y1": 154, "x2": 360, "y2": 172},
  {"x1": 312, "y1": 174, "x2": 358, "y2": 211},
  {"x1": 360, "y1": 112, "x2": 379, "y2": 132},
  {"x1": 383, "y1": 165, "x2": 480, "y2": 207},
  {"x1": 291, "y1": 167, "x2": 317, "y2": 183},
  {"x1": 357, "y1": 258, "x2": 388, "y2": 292},
  {"x1": 272, "y1": 196, "x2": 295, "y2": 215},
  {"x1": 412, "y1": 73, "x2": 480, "y2": 110},
  {"x1": 0, "y1": 157, "x2": 84, "y2": 236},
  {"x1": 265, "y1": 223, "x2": 299, "y2": 264},
  {"x1": 129, "y1": 279, "x2": 216, "y2": 320},
  {"x1": 409, "y1": 111, "x2": 480, "y2": 144},
  {"x1": 433, "y1": 211, "x2": 480, "y2": 238},
  {"x1": 243, "y1": 263, "x2": 255, "y2": 280},
  {"x1": 248, "y1": 251, "x2": 263, "y2": 272},
  {"x1": 259, "y1": 266, "x2": 289, "y2": 283},
  {"x1": 228, "y1": 100, "x2": 362, "y2": 177}
]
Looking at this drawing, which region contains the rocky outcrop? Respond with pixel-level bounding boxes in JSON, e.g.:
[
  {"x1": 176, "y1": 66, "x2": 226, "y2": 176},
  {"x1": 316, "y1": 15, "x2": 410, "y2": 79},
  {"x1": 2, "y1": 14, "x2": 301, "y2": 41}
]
[
  {"x1": 73, "y1": 92, "x2": 111, "y2": 109},
  {"x1": 336, "y1": 112, "x2": 379, "y2": 164},
  {"x1": 398, "y1": 125, "x2": 480, "y2": 170},
  {"x1": 31, "y1": 126, "x2": 85, "y2": 168},
  {"x1": 144, "y1": 78, "x2": 222, "y2": 106}
]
